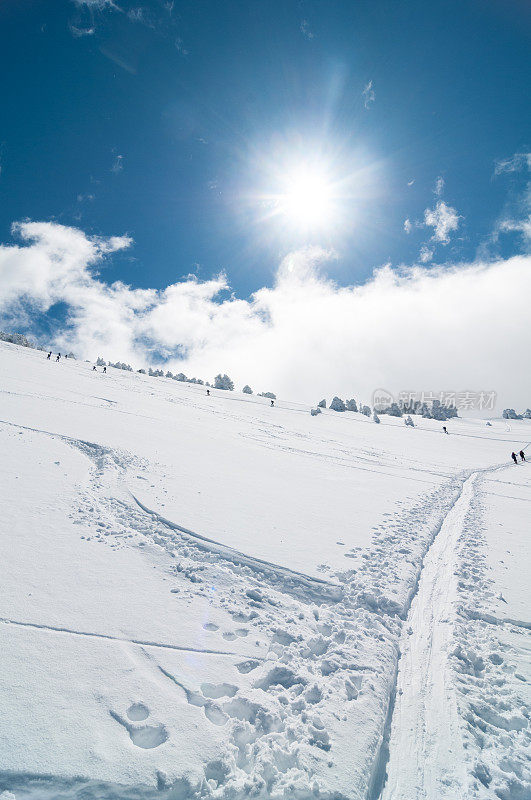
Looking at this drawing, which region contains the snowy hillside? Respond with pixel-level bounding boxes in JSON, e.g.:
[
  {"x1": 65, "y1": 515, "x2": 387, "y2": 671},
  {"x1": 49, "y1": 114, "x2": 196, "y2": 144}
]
[{"x1": 0, "y1": 340, "x2": 529, "y2": 800}]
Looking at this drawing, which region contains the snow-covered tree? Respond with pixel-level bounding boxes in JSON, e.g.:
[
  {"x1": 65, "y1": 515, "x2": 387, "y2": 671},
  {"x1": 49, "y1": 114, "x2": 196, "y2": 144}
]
[
  {"x1": 96, "y1": 357, "x2": 106, "y2": 367},
  {"x1": 388, "y1": 402, "x2": 403, "y2": 417},
  {"x1": 524, "y1": 409, "x2": 531, "y2": 419},
  {"x1": 0, "y1": 331, "x2": 35, "y2": 348},
  {"x1": 330, "y1": 396, "x2": 346, "y2": 412},
  {"x1": 165, "y1": 371, "x2": 174, "y2": 379},
  {"x1": 361, "y1": 405, "x2": 371, "y2": 417},
  {"x1": 502, "y1": 409, "x2": 522, "y2": 420},
  {"x1": 346, "y1": 399, "x2": 357, "y2": 412},
  {"x1": 317, "y1": 399, "x2": 326, "y2": 408},
  {"x1": 109, "y1": 361, "x2": 133, "y2": 371},
  {"x1": 174, "y1": 373, "x2": 187, "y2": 381},
  {"x1": 404, "y1": 415, "x2": 414, "y2": 427},
  {"x1": 310, "y1": 407, "x2": 322, "y2": 416},
  {"x1": 259, "y1": 391, "x2": 276, "y2": 399},
  {"x1": 373, "y1": 409, "x2": 380, "y2": 424},
  {"x1": 242, "y1": 385, "x2": 253, "y2": 394},
  {"x1": 215, "y1": 373, "x2": 234, "y2": 390},
  {"x1": 138, "y1": 368, "x2": 146, "y2": 374}
]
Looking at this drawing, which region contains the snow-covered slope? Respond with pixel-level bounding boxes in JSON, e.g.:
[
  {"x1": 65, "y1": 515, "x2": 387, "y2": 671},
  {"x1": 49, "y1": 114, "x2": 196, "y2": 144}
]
[{"x1": 0, "y1": 341, "x2": 529, "y2": 800}]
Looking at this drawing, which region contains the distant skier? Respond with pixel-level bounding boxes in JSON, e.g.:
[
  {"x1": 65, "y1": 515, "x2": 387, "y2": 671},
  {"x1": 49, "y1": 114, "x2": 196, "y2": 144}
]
[
  {"x1": 442, "y1": 426, "x2": 448, "y2": 434},
  {"x1": 56, "y1": 353, "x2": 61, "y2": 362},
  {"x1": 270, "y1": 399, "x2": 274, "y2": 407},
  {"x1": 103, "y1": 366, "x2": 107, "y2": 374},
  {"x1": 92, "y1": 365, "x2": 97, "y2": 371},
  {"x1": 511, "y1": 452, "x2": 518, "y2": 465},
  {"x1": 47, "y1": 351, "x2": 51, "y2": 360},
  {"x1": 206, "y1": 389, "x2": 210, "y2": 396},
  {"x1": 520, "y1": 450, "x2": 526, "y2": 462}
]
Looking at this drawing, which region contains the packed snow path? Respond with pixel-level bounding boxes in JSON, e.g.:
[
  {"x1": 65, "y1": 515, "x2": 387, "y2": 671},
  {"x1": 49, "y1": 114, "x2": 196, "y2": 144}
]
[
  {"x1": 0, "y1": 341, "x2": 529, "y2": 800},
  {"x1": 381, "y1": 473, "x2": 477, "y2": 799}
]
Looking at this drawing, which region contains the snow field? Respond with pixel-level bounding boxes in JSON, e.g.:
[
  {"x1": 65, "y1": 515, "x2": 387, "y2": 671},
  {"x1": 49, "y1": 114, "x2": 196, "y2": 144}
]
[{"x1": 0, "y1": 340, "x2": 529, "y2": 799}]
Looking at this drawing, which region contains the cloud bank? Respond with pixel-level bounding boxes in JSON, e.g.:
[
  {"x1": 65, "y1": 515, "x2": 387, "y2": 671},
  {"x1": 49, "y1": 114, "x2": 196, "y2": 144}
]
[{"x1": 1, "y1": 220, "x2": 530, "y2": 410}]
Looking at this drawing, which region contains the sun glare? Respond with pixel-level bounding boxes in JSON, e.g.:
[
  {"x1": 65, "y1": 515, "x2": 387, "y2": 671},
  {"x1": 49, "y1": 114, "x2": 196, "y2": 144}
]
[{"x1": 277, "y1": 165, "x2": 335, "y2": 229}]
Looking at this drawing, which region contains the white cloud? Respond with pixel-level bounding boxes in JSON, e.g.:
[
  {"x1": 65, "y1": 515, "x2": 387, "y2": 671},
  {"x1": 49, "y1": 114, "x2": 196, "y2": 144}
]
[
  {"x1": 494, "y1": 152, "x2": 531, "y2": 175},
  {"x1": 1, "y1": 220, "x2": 531, "y2": 409},
  {"x1": 363, "y1": 81, "x2": 375, "y2": 109},
  {"x1": 407, "y1": 179, "x2": 415, "y2": 187},
  {"x1": 418, "y1": 245, "x2": 433, "y2": 263},
  {"x1": 424, "y1": 201, "x2": 460, "y2": 244},
  {"x1": 404, "y1": 218, "x2": 412, "y2": 234}
]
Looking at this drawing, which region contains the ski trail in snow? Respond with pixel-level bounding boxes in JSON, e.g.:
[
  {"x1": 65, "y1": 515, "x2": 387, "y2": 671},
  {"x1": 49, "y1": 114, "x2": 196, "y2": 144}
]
[
  {"x1": 379, "y1": 473, "x2": 480, "y2": 800},
  {"x1": 131, "y1": 494, "x2": 344, "y2": 603},
  {"x1": 0, "y1": 617, "x2": 263, "y2": 658}
]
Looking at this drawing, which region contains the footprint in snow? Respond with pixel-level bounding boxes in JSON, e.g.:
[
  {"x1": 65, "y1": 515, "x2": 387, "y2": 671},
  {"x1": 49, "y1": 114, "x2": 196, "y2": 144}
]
[
  {"x1": 235, "y1": 660, "x2": 259, "y2": 674},
  {"x1": 127, "y1": 702, "x2": 149, "y2": 721},
  {"x1": 203, "y1": 622, "x2": 219, "y2": 632},
  {"x1": 110, "y1": 707, "x2": 168, "y2": 749},
  {"x1": 201, "y1": 682, "x2": 238, "y2": 699}
]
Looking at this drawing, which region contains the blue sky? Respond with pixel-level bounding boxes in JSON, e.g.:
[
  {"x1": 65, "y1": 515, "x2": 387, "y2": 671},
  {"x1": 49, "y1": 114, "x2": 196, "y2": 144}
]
[
  {"x1": 1, "y1": 0, "x2": 529, "y2": 293},
  {"x1": 0, "y1": 0, "x2": 530, "y2": 406}
]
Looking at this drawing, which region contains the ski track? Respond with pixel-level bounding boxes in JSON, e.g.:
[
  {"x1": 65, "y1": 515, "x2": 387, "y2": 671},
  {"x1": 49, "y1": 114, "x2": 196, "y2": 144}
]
[
  {"x1": 377, "y1": 459, "x2": 528, "y2": 800},
  {"x1": 0, "y1": 617, "x2": 261, "y2": 659},
  {"x1": 379, "y1": 473, "x2": 478, "y2": 800},
  {"x1": 131, "y1": 494, "x2": 344, "y2": 604}
]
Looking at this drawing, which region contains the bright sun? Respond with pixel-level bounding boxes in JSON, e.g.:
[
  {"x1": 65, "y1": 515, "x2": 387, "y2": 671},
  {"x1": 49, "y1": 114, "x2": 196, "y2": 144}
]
[{"x1": 278, "y1": 165, "x2": 335, "y2": 229}]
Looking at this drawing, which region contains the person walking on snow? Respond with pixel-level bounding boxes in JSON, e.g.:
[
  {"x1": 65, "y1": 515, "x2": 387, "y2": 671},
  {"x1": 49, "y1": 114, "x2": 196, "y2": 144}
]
[
  {"x1": 443, "y1": 425, "x2": 448, "y2": 434},
  {"x1": 511, "y1": 452, "x2": 518, "y2": 465},
  {"x1": 520, "y1": 450, "x2": 526, "y2": 462},
  {"x1": 56, "y1": 353, "x2": 61, "y2": 361},
  {"x1": 270, "y1": 399, "x2": 274, "y2": 406},
  {"x1": 206, "y1": 389, "x2": 210, "y2": 396},
  {"x1": 47, "y1": 351, "x2": 51, "y2": 360},
  {"x1": 92, "y1": 365, "x2": 97, "y2": 371},
  {"x1": 103, "y1": 366, "x2": 107, "y2": 373}
]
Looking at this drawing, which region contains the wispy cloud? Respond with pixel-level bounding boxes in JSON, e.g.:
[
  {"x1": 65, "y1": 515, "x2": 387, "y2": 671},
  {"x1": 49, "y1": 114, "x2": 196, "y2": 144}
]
[
  {"x1": 489, "y1": 151, "x2": 530, "y2": 252},
  {"x1": 1, "y1": 221, "x2": 530, "y2": 408},
  {"x1": 494, "y1": 152, "x2": 531, "y2": 176},
  {"x1": 434, "y1": 176, "x2": 445, "y2": 196},
  {"x1": 71, "y1": 0, "x2": 117, "y2": 7},
  {"x1": 363, "y1": 80, "x2": 375, "y2": 109},
  {"x1": 175, "y1": 37, "x2": 189, "y2": 56},
  {"x1": 496, "y1": 215, "x2": 531, "y2": 244},
  {"x1": 404, "y1": 218, "x2": 412, "y2": 234},
  {"x1": 300, "y1": 20, "x2": 314, "y2": 40},
  {"x1": 69, "y1": 24, "x2": 95, "y2": 36},
  {"x1": 111, "y1": 154, "x2": 124, "y2": 173}
]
